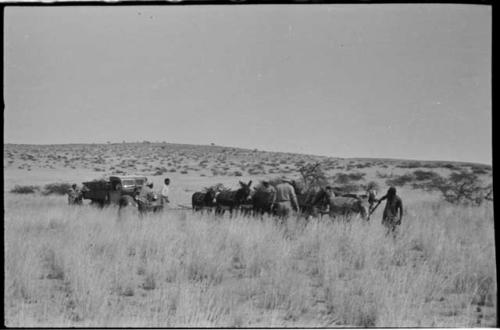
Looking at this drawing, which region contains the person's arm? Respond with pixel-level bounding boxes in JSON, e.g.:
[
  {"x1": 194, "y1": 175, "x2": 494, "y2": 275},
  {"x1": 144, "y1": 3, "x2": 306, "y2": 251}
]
[
  {"x1": 290, "y1": 188, "x2": 299, "y2": 212},
  {"x1": 373, "y1": 195, "x2": 386, "y2": 207},
  {"x1": 369, "y1": 195, "x2": 385, "y2": 215},
  {"x1": 398, "y1": 199, "x2": 403, "y2": 223}
]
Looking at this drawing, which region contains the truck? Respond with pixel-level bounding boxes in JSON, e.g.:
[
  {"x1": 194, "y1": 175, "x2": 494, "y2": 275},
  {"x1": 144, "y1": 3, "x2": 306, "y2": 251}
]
[{"x1": 81, "y1": 175, "x2": 163, "y2": 213}]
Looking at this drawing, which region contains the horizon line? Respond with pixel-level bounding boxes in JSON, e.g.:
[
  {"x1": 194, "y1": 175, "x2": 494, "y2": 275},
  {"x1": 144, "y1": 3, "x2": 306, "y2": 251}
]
[{"x1": 4, "y1": 140, "x2": 492, "y2": 166}]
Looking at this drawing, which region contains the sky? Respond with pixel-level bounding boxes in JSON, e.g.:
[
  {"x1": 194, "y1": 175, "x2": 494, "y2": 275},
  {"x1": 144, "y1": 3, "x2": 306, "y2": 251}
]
[{"x1": 4, "y1": 4, "x2": 492, "y2": 164}]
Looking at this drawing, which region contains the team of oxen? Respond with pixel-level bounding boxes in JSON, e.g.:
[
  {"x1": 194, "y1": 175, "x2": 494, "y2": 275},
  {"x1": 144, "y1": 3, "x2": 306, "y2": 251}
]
[{"x1": 191, "y1": 180, "x2": 372, "y2": 220}]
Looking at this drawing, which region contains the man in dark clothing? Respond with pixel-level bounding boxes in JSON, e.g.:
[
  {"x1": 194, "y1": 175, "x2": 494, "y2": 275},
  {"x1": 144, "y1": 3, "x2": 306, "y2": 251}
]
[
  {"x1": 377, "y1": 187, "x2": 403, "y2": 234},
  {"x1": 366, "y1": 186, "x2": 378, "y2": 214}
]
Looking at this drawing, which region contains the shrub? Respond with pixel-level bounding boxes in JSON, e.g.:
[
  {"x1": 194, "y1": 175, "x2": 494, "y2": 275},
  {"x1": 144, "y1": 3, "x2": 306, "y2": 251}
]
[
  {"x1": 299, "y1": 163, "x2": 328, "y2": 190},
  {"x1": 248, "y1": 168, "x2": 263, "y2": 175},
  {"x1": 397, "y1": 161, "x2": 422, "y2": 169},
  {"x1": 412, "y1": 170, "x2": 441, "y2": 182},
  {"x1": 335, "y1": 183, "x2": 364, "y2": 194},
  {"x1": 355, "y1": 162, "x2": 372, "y2": 169},
  {"x1": 441, "y1": 163, "x2": 459, "y2": 170},
  {"x1": 42, "y1": 183, "x2": 72, "y2": 196},
  {"x1": 471, "y1": 166, "x2": 490, "y2": 175},
  {"x1": 334, "y1": 172, "x2": 365, "y2": 185},
  {"x1": 10, "y1": 185, "x2": 40, "y2": 194},
  {"x1": 385, "y1": 174, "x2": 415, "y2": 187},
  {"x1": 432, "y1": 171, "x2": 493, "y2": 206},
  {"x1": 347, "y1": 172, "x2": 366, "y2": 181}
]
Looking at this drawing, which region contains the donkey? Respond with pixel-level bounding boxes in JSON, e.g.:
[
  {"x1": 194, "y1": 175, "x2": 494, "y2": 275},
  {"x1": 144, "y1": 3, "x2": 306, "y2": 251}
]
[
  {"x1": 290, "y1": 182, "x2": 333, "y2": 219},
  {"x1": 328, "y1": 195, "x2": 369, "y2": 221},
  {"x1": 215, "y1": 181, "x2": 253, "y2": 217},
  {"x1": 192, "y1": 188, "x2": 218, "y2": 213}
]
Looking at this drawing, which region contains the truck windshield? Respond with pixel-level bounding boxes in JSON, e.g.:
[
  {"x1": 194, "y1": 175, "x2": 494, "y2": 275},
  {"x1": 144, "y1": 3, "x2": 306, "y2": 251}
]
[{"x1": 121, "y1": 180, "x2": 135, "y2": 186}]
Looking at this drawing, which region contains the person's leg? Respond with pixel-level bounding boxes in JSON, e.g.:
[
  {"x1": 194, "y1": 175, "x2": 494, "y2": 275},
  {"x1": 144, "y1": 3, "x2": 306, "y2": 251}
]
[{"x1": 283, "y1": 201, "x2": 291, "y2": 218}]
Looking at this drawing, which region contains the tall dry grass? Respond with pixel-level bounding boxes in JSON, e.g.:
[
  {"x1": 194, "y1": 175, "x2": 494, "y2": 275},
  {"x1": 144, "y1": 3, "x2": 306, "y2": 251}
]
[{"x1": 4, "y1": 194, "x2": 496, "y2": 327}]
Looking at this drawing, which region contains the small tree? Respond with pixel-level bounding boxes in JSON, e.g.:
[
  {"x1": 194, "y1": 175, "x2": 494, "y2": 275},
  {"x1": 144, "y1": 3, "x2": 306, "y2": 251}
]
[
  {"x1": 298, "y1": 163, "x2": 328, "y2": 191},
  {"x1": 433, "y1": 171, "x2": 492, "y2": 206},
  {"x1": 484, "y1": 184, "x2": 493, "y2": 202}
]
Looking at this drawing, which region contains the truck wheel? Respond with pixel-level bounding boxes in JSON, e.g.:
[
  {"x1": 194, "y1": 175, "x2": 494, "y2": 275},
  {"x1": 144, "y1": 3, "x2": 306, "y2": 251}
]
[{"x1": 119, "y1": 195, "x2": 137, "y2": 209}]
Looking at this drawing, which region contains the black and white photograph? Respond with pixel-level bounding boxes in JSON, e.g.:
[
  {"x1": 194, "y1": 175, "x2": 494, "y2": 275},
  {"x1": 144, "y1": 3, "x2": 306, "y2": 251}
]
[{"x1": 3, "y1": 2, "x2": 494, "y2": 327}]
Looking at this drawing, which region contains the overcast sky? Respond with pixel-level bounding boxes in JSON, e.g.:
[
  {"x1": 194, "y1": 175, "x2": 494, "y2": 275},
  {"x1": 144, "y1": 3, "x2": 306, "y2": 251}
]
[{"x1": 4, "y1": 4, "x2": 491, "y2": 164}]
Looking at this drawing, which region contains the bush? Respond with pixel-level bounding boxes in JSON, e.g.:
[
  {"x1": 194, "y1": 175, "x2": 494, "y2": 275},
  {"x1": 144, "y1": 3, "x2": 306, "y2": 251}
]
[
  {"x1": 471, "y1": 166, "x2": 490, "y2": 175},
  {"x1": 412, "y1": 170, "x2": 441, "y2": 181},
  {"x1": 433, "y1": 171, "x2": 493, "y2": 206},
  {"x1": 248, "y1": 168, "x2": 264, "y2": 175},
  {"x1": 354, "y1": 162, "x2": 372, "y2": 169},
  {"x1": 347, "y1": 172, "x2": 366, "y2": 181},
  {"x1": 376, "y1": 171, "x2": 390, "y2": 179},
  {"x1": 385, "y1": 174, "x2": 415, "y2": 187},
  {"x1": 298, "y1": 163, "x2": 329, "y2": 190},
  {"x1": 42, "y1": 183, "x2": 72, "y2": 196},
  {"x1": 334, "y1": 172, "x2": 365, "y2": 185},
  {"x1": 441, "y1": 163, "x2": 459, "y2": 170},
  {"x1": 10, "y1": 185, "x2": 40, "y2": 194},
  {"x1": 397, "y1": 161, "x2": 422, "y2": 169}
]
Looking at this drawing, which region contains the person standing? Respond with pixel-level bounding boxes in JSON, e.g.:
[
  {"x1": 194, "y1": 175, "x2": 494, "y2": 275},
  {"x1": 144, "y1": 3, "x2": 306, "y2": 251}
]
[
  {"x1": 274, "y1": 178, "x2": 299, "y2": 219},
  {"x1": 161, "y1": 178, "x2": 171, "y2": 206},
  {"x1": 366, "y1": 184, "x2": 378, "y2": 214},
  {"x1": 378, "y1": 186, "x2": 403, "y2": 234}
]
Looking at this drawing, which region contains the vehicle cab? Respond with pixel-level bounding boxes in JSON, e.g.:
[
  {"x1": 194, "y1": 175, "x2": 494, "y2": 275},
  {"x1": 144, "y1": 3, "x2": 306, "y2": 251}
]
[{"x1": 109, "y1": 176, "x2": 147, "y2": 194}]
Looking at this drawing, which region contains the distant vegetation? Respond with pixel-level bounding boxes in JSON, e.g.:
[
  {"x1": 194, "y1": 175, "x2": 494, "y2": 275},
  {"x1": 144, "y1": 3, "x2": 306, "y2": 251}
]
[
  {"x1": 42, "y1": 183, "x2": 72, "y2": 196},
  {"x1": 386, "y1": 170, "x2": 492, "y2": 206},
  {"x1": 10, "y1": 185, "x2": 40, "y2": 194}
]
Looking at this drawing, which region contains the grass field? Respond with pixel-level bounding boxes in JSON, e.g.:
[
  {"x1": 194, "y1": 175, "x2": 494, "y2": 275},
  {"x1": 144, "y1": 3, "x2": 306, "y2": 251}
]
[{"x1": 3, "y1": 143, "x2": 496, "y2": 327}]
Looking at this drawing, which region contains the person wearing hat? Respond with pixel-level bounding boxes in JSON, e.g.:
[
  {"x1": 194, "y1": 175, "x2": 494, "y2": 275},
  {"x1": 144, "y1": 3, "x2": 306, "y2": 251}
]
[
  {"x1": 377, "y1": 186, "x2": 403, "y2": 234},
  {"x1": 274, "y1": 178, "x2": 299, "y2": 219}
]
